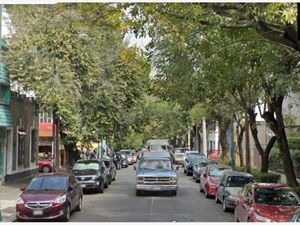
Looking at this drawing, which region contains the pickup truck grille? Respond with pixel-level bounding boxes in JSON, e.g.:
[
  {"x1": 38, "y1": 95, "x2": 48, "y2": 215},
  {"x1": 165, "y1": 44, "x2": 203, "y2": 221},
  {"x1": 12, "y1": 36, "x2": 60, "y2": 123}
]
[{"x1": 144, "y1": 176, "x2": 170, "y2": 185}]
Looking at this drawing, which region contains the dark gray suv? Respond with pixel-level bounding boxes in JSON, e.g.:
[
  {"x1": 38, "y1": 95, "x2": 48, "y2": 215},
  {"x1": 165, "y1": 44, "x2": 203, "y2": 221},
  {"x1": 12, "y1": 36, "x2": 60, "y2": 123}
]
[{"x1": 73, "y1": 159, "x2": 109, "y2": 193}]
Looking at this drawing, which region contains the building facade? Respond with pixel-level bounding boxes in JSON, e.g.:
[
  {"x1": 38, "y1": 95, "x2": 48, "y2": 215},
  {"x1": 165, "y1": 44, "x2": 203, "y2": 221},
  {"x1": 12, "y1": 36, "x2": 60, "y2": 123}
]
[{"x1": 4, "y1": 92, "x2": 39, "y2": 183}]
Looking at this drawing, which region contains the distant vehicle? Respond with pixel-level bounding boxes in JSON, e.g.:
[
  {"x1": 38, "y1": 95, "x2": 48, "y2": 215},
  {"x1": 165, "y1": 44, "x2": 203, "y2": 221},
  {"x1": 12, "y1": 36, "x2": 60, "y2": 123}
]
[
  {"x1": 132, "y1": 152, "x2": 137, "y2": 163},
  {"x1": 234, "y1": 183, "x2": 300, "y2": 222},
  {"x1": 172, "y1": 147, "x2": 189, "y2": 165},
  {"x1": 147, "y1": 139, "x2": 169, "y2": 152},
  {"x1": 193, "y1": 160, "x2": 209, "y2": 182},
  {"x1": 215, "y1": 171, "x2": 254, "y2": 212},
  {"x1": 102, "y1": 158, "x2": 117, "y2": 184},
  {"x1": 120, "y1": 150, "x2": 134, "y2": 165},
  {"x1": 200, "y1": 164, "x2": 232, "y2": 198},
  {"x1": 134, "y1": 151, "x2": 179, "y2": 196},
  {"x1": 16, "y1": 174, "x2": 82, "y2": 222},
  {"x1": 38, "y1": 159, "x2": 53, "y2": 173},
  {"x1": 183, "y1": 153, "x2": 206, "y2": 175},
  {"x1": 121, "y1": 154, "x2": 129, "y2": 168},
  {"x1": 72, "y1": 159, "x2": 109, "y2": 193}
]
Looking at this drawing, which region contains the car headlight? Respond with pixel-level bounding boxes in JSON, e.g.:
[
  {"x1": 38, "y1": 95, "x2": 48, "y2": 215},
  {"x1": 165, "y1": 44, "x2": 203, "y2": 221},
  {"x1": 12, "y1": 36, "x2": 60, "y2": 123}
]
[
  {"x1": 16, "y1": 197, "x2": 24, "y2": 205},
  {"x1": 170, "y1": 177, "x2": 177, "y2": 182},
  {"x1": 253, "y1": 212, "x2": 272, "y2": 222},
  {"x1": 137, "y1": 177, "x2": 144, "y2": 184},
  {"x1": 55, "y1": 194, "x2": 67, "y2": 204}
]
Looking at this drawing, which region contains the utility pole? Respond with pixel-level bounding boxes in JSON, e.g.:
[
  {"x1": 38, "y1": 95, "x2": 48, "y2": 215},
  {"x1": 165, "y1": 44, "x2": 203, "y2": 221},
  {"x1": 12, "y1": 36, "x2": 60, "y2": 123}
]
[
  {"x1": 230, "y1": 122, "x2": 235, "y2": 170},
  {"x1": 202, "y1": 117, "x2": 207, "y2": 157},
  {"x1": 51, "y1": 110, "x2": 56, "y2": 172}
]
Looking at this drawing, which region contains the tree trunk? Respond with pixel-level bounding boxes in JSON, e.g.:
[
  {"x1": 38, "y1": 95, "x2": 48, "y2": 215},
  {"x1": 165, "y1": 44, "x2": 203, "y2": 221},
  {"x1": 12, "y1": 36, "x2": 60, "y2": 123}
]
[
  {"x1": 244, "y1": 113, "x2": 251, "y2": 173},
  {"x1": 195, "y1": 124, "x2": 199, "y2": 152},
  {"x1": 237, "y1": 124, "x2": 245, "y2": 167},
  {"x1": 274, "y1": 97, "x2": 299, "y2": 187},
  {"x1": 219, "y1": 119, "x2": 231, "y2": 157}
]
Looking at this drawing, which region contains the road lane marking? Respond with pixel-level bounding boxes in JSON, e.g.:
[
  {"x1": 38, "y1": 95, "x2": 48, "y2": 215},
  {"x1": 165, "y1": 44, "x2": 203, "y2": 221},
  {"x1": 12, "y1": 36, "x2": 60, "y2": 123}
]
[{"x1": 149, "y1": 197, "x2": 154, "y2": 222}]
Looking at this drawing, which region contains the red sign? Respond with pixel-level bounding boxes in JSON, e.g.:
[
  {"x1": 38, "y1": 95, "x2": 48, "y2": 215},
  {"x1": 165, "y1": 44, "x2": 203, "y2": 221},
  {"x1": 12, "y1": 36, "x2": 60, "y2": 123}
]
[{"x1": 39, "y1": 123, "x2": 54, "y2": 137}]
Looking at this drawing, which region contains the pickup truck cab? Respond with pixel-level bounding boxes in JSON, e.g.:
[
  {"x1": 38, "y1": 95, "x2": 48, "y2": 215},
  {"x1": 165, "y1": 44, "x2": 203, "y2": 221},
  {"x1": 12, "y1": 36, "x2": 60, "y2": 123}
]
[{"x1": 134, "y1": 152, "x2": 179, "y2": 196}]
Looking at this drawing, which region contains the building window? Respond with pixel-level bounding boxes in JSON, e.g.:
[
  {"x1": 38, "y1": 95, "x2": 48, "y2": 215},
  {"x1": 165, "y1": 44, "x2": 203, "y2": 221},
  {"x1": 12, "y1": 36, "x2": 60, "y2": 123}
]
[{"x1": 17, "y1": 130, "x2": 25, "y2": 166}]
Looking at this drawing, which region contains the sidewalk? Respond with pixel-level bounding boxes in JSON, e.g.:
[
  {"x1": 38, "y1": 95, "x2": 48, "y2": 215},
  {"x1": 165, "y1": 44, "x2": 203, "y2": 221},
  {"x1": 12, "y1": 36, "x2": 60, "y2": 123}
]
[{"x1": 0, "y1": 176, "x2": 33, "y2": 222}]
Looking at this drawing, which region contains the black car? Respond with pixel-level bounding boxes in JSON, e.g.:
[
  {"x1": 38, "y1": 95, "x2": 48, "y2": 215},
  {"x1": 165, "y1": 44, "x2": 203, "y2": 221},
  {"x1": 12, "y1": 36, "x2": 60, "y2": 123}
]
[
  {"x1": 102, "y1": 158, "x2": 117, "y2": 184},
  {"x1": 72, "y1": 159, "x2": 108, "y2": 193},
  {"x1": 184, "y1": 154, "x2": 206, "y2": 176}
]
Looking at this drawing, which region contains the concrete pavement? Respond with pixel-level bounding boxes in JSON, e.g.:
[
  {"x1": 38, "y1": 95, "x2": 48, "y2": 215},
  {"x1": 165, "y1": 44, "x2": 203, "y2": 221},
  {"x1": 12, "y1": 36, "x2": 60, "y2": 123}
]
[{"x1": 0, "y1": 176, "x2": 33, "y2": 222}]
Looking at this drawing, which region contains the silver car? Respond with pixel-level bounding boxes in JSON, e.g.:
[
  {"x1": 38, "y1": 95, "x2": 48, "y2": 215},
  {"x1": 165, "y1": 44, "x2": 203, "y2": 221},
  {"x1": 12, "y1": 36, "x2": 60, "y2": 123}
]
[
  {"x1": 120, "y1": 149, "x2": 133, "y2": 165},
  {"x1": 215, "y1": 171, "x2": 254, "y2": 212},
  {"x1": 134, "y1": 152, "x2": 179, "y2": 196}
]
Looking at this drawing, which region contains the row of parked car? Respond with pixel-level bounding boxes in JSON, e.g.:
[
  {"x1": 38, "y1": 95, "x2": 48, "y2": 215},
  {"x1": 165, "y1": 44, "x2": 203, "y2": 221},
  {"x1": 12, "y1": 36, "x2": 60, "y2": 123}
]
[
  {"x1": 175, "y1": 148, "x2": 300, "y2": 222},
  {"x1": 15, "y1": 156, "x2": 123, "y2": 222}
]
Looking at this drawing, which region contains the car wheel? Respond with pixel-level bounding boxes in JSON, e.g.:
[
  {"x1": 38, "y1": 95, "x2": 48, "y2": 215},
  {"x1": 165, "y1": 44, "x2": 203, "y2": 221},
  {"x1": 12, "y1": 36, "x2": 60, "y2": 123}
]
[
  {"x1": 223, "y1": 199, "x2": 228, "y2": 212},
  {"x1": 63, "y1": 204, "x2": 71, "y2": 222},
  {"x1": 98, "y1": 180, "x2": 104, "y2": 193},
  {"x1": 75, "y1": 196, "x2": 82, "y2": 211},
  {"x1": 184, "y1": 169, "x2": 186, "y2": 174},
  {"x1": 215, "y1": 194, "x2": 220, "y2": 203},
  {"x1": 136, "y1": 190, "x2": 142, "y2": 196},
  {"x1": 112, "y1": 174, "x2": 116, "y2": 181},
  {"x1": 172, "y1": 190, "x2": 177, "y2": 196},
  {"x1": 104, "y1": 179, "x2": 108, "y2": 189},
  {"x1": 108, "y1": 177, "x2": 111, "y2": 185},
  {"x1": 42, "y1": 166, "x2": 50, "y2": 173},
  {"x1": 196, "y1": 178, "x2": 200, "y2": 183}
]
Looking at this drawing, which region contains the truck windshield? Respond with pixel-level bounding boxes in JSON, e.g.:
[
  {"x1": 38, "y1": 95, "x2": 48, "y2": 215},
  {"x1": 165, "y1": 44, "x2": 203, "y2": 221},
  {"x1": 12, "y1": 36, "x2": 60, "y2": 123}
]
[{"x1": 139, "y1": 159, "x2": 171, "y2": 170}]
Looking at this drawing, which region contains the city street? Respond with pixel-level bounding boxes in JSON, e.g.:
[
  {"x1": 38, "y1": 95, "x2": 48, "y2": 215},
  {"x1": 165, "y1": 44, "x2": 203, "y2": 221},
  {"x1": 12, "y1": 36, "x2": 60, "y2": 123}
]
[{"x1": 70, "y1": 165, "x2": 234, "y2": 222}]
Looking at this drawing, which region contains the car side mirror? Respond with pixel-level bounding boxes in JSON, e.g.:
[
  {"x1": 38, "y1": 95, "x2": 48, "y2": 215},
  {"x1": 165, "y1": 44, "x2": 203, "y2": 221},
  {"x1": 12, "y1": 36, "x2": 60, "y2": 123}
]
[
  {"x1": 133, "y1": 165, "x2": 136, "y2": 170},
  {"x1": 176, "y1": 166, "x2": 179, "y2": 171},
  {"x1": 20, "y1": 187, "x2": 26, "y2": 192}
]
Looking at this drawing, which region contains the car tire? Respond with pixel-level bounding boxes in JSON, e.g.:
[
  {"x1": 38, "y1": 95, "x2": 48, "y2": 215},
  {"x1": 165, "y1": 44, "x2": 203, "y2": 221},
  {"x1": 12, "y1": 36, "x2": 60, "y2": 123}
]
[
  {"x1": 196, "y1": 178, "x2": 200, "y2": 183},
  {"x1": 223, "y1": 199, "x2": 228, "y2": 212},
  {"x1": 104, "y1": 179, "x2": 108, "y2": 189},
  {"x1": 108, "y1": 177, "x2": 111, "y2": 185},
  {"x1": 98, "y1": 180, "x2": 104, "y2": 193},
  {"x1": 75, "y1": 196, "x2": 82, "y2": 212},
  {"x1": 215, "y1": 194, "x2": 220, "y2": 203},
  {"x1": 63, "y1": 204, "x2": 71, "y2": 222},
  {"x1": 42, "y1": 166, "x2": 50, "y2": 173},
  {"x1": 172, "y1": 190, "x2": 177, "y2": 196},
  {"x1": 184, "y1": 169, "x2": 186, "y2": 174}
]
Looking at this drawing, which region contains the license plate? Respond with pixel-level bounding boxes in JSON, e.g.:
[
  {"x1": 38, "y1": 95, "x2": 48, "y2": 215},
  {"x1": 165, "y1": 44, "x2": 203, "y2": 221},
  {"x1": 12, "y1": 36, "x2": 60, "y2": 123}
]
[
  {"x1": 153, "y1": 187, "x2": 161, "y2": 191},
  {"x1": 33, "y1": 210, "x2": 43, "y2": 216},
  {"x1": 81, "y1": 184, "x2": 86, "y2": 188}
]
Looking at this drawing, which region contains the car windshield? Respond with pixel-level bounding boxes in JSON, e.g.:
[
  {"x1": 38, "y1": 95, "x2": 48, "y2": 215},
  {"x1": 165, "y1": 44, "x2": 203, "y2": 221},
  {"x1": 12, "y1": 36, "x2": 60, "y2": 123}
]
[
  {"x1": 151, "y1": 144, "x2": 165, "y2": 151},
  {"x1": 255, "y1": 188, "x2": 300, "y2": 206},
  {"x1": 27, "y1": 177, "x2": 67, "y2": 191},
  {"x1": 209, "y1": 167, "x2": 228, "y2": 177},
  {"x1": 175, "y1": 149, "x2": 188, "y2": 153},
  {"x1": 73, "y1": 162, "x2": 100, "y2": 171},
  {"x1": 196, "y1": 160, "x2": 208, "y2": 167},
  {"x1": 226, "y1": 176, "x2": 253, "y2": 187},
  {"x1": 139, "y1": 159, "x2": 171, "y2": 170}
]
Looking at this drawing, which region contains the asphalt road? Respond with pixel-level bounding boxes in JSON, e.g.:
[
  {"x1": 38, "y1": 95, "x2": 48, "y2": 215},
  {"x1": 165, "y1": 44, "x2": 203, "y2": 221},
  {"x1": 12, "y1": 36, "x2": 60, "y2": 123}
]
[{"x1": 70, "y1": 163, "x2": 234, "y2": 222}]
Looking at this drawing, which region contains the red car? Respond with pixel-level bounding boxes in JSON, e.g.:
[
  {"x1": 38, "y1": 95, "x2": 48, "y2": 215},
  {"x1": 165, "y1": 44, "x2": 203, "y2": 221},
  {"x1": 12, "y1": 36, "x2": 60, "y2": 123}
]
[
  {"x1": 16, "y1": 174, "x2": 83, "y2": 222},
  {"x1": 234, "y1": 183, "x2": 300, "y2": 222},
  {"x1": 38, "y1": 159, "x2": 53, "y2": 173},
  {"x1": 200, "y1": 164, "x2": 231, "y2": 198}
]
